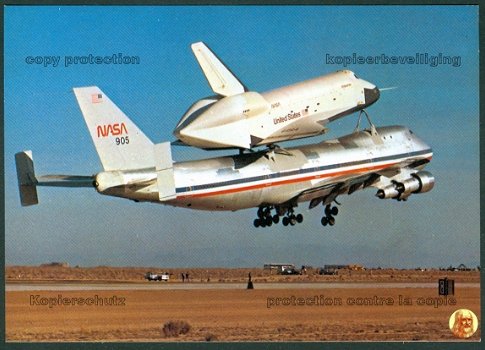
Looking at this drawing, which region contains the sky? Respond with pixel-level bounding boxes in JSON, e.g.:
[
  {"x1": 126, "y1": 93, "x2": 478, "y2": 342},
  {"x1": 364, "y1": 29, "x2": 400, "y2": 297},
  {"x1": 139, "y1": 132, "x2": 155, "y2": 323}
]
[{"x1": 4, "y1": 6, "x2": 479, "y2": 268}]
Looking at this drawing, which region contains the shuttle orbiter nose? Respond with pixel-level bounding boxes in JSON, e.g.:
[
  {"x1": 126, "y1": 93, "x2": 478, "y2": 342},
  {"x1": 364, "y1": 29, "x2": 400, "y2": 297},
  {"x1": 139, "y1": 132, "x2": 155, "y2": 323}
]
[{"x1": 364, "y1": 86, "x2": 380, "y2": 107}]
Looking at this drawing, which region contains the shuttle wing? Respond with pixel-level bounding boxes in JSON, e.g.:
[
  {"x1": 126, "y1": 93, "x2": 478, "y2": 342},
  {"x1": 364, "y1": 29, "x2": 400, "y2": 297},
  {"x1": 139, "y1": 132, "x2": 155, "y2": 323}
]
[{"x1": 191, "y1": 42, "x2": 246, "y2": 96}]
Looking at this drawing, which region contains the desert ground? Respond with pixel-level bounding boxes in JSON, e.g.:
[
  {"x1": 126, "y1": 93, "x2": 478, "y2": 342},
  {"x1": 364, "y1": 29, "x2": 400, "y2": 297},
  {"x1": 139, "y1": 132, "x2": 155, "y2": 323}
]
[
  {"x1": 5, "y1": 265, "x2": 480, "y2": 284},
  {"x1": 5, "y1": 266, "x2": 481, "y2": 342}
]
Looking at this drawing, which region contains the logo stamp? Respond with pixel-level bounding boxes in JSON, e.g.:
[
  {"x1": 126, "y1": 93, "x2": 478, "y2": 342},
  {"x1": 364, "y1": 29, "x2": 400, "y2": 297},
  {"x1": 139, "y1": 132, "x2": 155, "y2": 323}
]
[{"x1": 449, "y1": 309, "x2": 478, "y2": 339}]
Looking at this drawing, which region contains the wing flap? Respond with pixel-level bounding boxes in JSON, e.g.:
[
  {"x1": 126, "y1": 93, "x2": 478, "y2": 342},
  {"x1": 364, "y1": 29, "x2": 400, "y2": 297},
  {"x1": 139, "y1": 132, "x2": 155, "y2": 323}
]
[{"x1": 291, "y1": 173, "x2": 381, "y2": 210}]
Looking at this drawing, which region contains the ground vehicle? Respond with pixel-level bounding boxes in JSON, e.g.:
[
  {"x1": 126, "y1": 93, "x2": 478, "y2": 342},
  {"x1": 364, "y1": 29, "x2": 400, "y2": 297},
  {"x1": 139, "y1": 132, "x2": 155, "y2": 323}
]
[
  {"x1": 318, "y1": 265, "x2": 348, "y2": 275},
  {"x1": 280, "y1": 267, "x2": 300, "y2": 275},
  {"x1": 145, "y1": 272, "x2": 169, "y2": 281}
]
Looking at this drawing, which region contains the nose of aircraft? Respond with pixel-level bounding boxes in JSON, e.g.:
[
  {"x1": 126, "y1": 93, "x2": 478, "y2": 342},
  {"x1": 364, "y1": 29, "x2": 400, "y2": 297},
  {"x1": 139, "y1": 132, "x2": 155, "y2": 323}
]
[{"x1": 364, "y1": 86, "x2": 380, "y2": 107}]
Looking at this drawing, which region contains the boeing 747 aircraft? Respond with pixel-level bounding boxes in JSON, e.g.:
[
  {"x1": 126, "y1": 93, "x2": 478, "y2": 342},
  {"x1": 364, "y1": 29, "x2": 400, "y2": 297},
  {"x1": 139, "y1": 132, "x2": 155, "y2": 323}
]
[{"x1": 16, "y1": 87, "x2": 434, "y2": 227}]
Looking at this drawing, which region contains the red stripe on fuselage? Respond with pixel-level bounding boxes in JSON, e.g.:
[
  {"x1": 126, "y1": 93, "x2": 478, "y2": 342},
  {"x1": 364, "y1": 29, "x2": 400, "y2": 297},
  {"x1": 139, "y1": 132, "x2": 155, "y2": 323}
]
[{"x1": 176, "y1": 160, "x2": 402, "y2": 200}]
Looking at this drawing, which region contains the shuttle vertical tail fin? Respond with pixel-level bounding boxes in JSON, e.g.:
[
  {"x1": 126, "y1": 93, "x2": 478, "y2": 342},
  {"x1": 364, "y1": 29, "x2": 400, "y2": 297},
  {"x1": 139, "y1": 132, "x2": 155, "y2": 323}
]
[
  {"x1": 191, "y1": 42, "x2": 247, "y2": 97},
  {"x1": 73, "y1": 86, "x2": 154, "y2": 171}
]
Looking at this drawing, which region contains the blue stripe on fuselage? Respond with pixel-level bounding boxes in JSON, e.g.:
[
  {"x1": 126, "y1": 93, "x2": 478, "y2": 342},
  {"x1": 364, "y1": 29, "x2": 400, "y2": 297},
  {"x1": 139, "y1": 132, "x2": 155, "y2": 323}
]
[{"x1": 175, "y1": 148, "x2": 432, "y2": 194}]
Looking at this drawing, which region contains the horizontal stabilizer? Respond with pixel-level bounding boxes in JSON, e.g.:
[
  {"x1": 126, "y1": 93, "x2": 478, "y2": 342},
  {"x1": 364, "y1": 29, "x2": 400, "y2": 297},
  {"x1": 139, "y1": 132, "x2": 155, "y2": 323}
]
[
  {"x1": 15, "y1": 151, "x2": 38, "y2": 206},
  {"x1": 36, "y1": 175, "x2": 95, "y2": 187},
  {"x1": 15, "y1": 151, "x2": 96, "y2": 206},
  {"x1": 191, "y1": 42, "x2": 246, "y2": 97},
  {"x1": 154, "y1": 142, "x2": 176, "y2": 201}
]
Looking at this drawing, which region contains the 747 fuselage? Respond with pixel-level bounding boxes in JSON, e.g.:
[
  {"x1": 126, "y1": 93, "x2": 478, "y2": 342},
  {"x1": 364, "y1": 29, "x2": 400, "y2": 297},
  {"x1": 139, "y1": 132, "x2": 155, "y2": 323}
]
[{"x1": 93, "y1": 125, "x2": 433, "y2": 227}]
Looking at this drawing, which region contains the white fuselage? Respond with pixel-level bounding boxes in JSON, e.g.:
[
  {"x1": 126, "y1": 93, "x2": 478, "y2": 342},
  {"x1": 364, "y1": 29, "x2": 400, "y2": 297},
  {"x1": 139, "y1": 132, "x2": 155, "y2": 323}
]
[
  {"x1": 173, "y1": 70, "x2": 380, "y2": 149},
  {"x1": 100, "y1": 126, "x2": 433, "y2": 211}
]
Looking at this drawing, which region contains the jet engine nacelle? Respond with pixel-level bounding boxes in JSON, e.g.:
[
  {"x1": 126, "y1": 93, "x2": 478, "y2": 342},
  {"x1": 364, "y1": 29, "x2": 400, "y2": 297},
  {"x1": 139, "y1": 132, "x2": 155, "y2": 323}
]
[
  {"x1": 376, "y1": 183, "x2": 400, "y2": 199},
  {"x1": 376, "y1": 171, "x2": 435, "y2": 200}
]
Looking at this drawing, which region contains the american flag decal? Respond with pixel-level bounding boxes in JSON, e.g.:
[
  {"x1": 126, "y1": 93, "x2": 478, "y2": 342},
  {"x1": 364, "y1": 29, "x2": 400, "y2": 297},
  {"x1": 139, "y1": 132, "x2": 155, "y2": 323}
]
[{"x1": 91, "y1": 93, "x2": 103, "y2": 103}]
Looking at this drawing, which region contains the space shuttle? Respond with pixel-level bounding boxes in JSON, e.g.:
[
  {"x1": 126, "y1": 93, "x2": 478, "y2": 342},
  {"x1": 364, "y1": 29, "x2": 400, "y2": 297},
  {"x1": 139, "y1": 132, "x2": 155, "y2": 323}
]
[{"x1": 173, "y1": 42, "x2": 380, "y2": 150}]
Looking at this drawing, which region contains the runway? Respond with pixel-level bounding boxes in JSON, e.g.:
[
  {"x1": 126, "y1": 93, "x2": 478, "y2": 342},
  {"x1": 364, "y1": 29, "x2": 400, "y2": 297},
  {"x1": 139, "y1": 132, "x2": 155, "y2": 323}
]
[
  {"x1": 6, "y1": 281, "x2": 480, "y2": 291},
  {"x1": 7, "y1": 281, "x2": 480, "y2": 341}
]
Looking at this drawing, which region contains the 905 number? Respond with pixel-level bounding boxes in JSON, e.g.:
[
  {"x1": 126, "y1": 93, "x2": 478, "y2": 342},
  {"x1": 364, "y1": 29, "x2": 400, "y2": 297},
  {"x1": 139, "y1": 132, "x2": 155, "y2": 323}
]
[{"x1": 115, "y1": 136, "x2": 129, "y2": 145}]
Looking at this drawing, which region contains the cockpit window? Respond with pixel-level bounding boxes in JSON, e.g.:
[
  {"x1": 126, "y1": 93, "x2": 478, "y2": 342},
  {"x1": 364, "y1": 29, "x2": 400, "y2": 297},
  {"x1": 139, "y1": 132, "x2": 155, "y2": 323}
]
[{"x1": 353, "y1": 73, "x2": 359, "y2": 79}]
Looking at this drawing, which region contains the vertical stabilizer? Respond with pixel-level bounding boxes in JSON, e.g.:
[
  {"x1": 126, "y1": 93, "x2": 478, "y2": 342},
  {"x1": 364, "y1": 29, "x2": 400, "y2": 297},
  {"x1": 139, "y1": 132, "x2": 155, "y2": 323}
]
[{"x1": 73, "y1": 86, "x2": 154, "y2": 171}]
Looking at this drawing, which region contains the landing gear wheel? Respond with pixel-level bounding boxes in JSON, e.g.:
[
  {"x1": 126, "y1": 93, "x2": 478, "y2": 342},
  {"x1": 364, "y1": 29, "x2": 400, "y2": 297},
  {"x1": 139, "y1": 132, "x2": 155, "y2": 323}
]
[
  {"x1": 272, "y1": 215, "x2": 280, "y2": 224},
  {"x1": 254, "y1": 219, "x2": 261, "y2": 228},
  {"x1": 265, "y1": 217, "x2": 273, "y2": 226},
  {"x1": 282, "y1": 217, "x2": 289, "y2": 226},
  {"x1": 328, "y1": 216, "x2": 336, "y2": 226},
  {"x1": 296, "y1": 214, "x2": 303, "y2": 223},
  {"x1": 321, "y1": 217, "x2": 328, "y2": 226},
  {"x1": 331, "y1": 206, "x2": 339, "y2": 216},
  {"x1": 290, "y1": 215, "x2": 297, "y2": 226},
  {"x1": 264, "y1": 208, "x2": 271, "y2": 219}
]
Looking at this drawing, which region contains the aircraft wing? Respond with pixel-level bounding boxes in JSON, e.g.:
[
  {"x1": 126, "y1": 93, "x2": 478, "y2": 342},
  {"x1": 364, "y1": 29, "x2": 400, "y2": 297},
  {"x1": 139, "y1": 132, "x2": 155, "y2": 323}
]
[
  {"x1": 289, "y1": 173, "x2": 379, "y2": 209},
  {"x1": 191, "y1": 42, "x2": 247, "y2": 97},
  {"x1": 293, "y1": 159, "x2": 431, "y2": 209}
]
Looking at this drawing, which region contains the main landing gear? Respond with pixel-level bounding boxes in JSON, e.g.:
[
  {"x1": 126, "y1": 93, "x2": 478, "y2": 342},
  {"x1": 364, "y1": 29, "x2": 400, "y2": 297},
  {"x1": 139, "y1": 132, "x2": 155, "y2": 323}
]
[
  {"x1": 321, "y1": 204, "x2": 339, "y2": 226},
  {"x1": 253, "y1": 206, "x2": 279, "y2": 228},
  {"x1": 253, "y1": 206, "x2": 303, "y2": 228},
  {"x1": 253, "y1": 203, "x2": 340, "y2": 228},
  {"x1": 282, "y1": 208, "x2": 303, "y2": 227}
]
